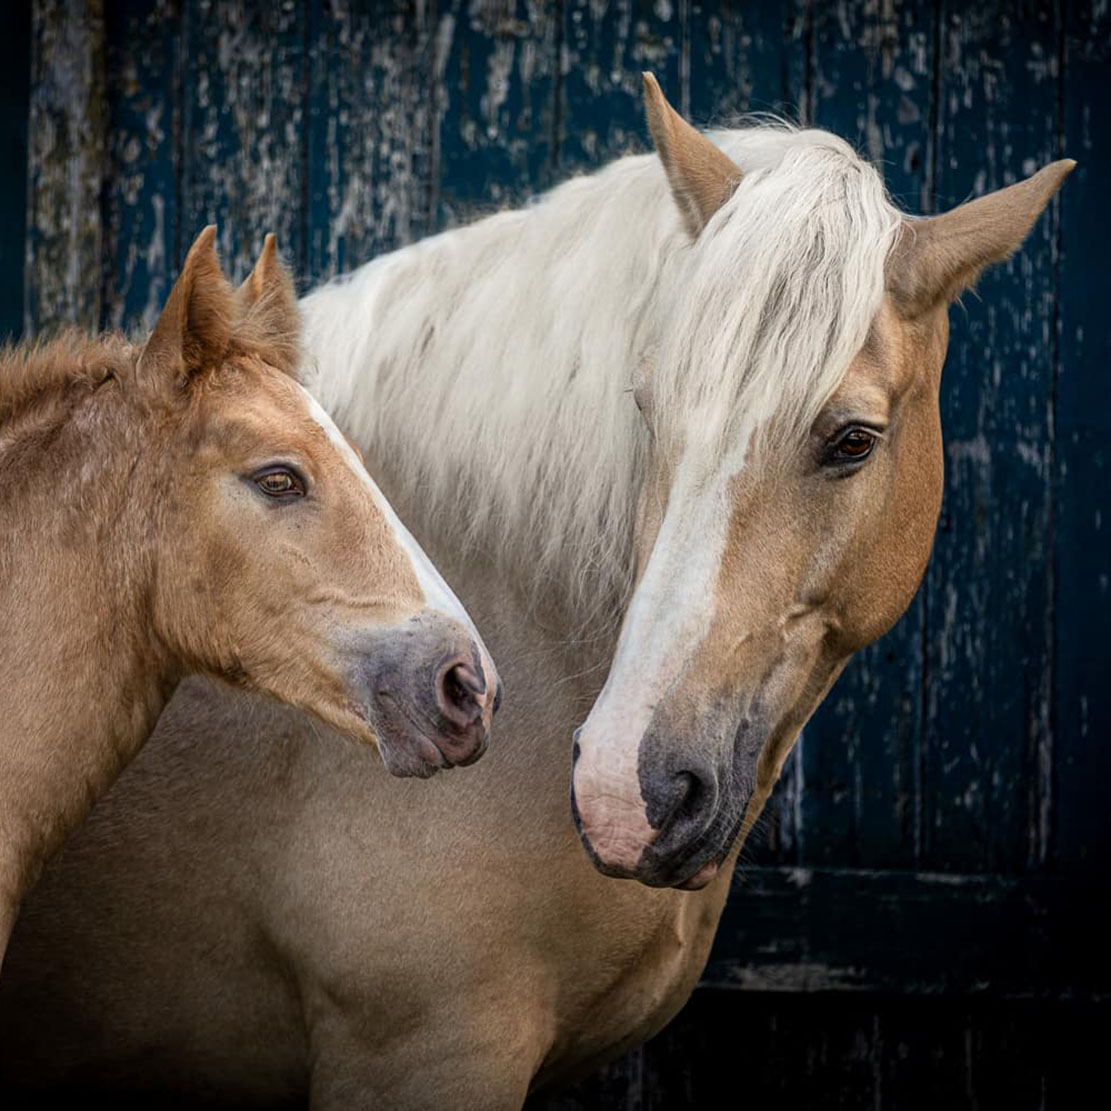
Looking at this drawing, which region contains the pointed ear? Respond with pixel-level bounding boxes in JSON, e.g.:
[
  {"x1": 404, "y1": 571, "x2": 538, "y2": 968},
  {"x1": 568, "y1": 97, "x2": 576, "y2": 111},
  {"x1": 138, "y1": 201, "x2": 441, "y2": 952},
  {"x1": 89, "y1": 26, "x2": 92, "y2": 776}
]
[
  {"x1": 141, "y1": 225, "x2": 235, "y2": 389},
  {"x1": 887, "y1": 160, "x2": 1076, "y2": 317},
  {"x1": 235, "y1": 233, "x2": 301, "y2": 377},
  {"x1": 642, "y1": 72, "x2": 743, "y2": 238}
]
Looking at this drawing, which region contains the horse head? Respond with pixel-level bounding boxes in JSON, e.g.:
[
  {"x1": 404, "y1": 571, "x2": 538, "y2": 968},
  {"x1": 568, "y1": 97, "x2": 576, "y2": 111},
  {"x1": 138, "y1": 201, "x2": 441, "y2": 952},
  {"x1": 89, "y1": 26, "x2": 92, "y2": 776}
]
[
  {"x1": 141, "y1": 228, "x2": 500, "y2": 776},
  {"x1": 572, "y1": 75, "x2": 1072, "y2": 888}
]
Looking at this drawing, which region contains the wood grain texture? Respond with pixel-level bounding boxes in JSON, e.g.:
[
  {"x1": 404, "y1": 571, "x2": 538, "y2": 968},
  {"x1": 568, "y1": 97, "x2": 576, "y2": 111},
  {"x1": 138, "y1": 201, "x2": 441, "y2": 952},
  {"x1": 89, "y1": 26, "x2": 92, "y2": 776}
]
[
  {"x1": 24, "y1": 0, "x2": 106, "y2": 334},
  {"x1": 702, "y1": 865, "x2": 1108, "y2": 999},
  {"x1": 812, "y1": 0, "x2": 936, "y2": 214},
  {"x1": 530, "y1": 991, "x2": 1104, "y2": 1110},
  {"x1": 180, "y1": 0, "x2": 307, "y2": 283},
  {"x1": 101, "y1": 0, "x2": 179, "y2": 331},
  {"x1": 433, "y1": 0, "x2": 559, "y2": 228},
  {"x1": 0, "y1": 1, "x2": 31, "y2": 340},
  {"x1": 307, "y1": 0, "x2": 434, "y2": 281},
  {"x1": 686, "y1": 0, "x2": 807, "y2": 125},
  {"x1": 1054, "y1": 0, "x2": 1111, "y2": 876},
  {"x1": 925, "y1": 0, "x2": 1061, "y2": 875},
  {"x1": 559, "y1": 0, "x2": 683, "y2": 170}
]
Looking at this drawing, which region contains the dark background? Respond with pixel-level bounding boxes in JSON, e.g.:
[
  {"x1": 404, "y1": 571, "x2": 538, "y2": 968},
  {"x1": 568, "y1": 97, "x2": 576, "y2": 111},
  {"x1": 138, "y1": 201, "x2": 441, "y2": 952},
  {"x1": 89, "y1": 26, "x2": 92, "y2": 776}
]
[{"x1": 2, "y1": 2, "x2": 1108, "y2": 1106}]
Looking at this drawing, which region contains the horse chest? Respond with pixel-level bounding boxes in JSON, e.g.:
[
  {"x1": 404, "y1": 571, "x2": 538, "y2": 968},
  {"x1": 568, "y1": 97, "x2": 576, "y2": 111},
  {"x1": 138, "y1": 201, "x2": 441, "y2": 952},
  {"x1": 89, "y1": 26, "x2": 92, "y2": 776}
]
[{"x1": 541, "y1": 871, "x2": 732, "y2": 1083}]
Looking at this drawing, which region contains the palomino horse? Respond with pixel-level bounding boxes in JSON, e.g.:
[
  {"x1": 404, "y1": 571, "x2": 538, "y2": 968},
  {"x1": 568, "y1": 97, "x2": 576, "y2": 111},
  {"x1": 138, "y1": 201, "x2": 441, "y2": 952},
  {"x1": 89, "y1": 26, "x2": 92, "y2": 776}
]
[
  {"x1": 0, "y1": 78, "x2": 1070, "y2": 1106},
  {"x1": 0, "y1": 227, "x2": 498, "y2": 969}
]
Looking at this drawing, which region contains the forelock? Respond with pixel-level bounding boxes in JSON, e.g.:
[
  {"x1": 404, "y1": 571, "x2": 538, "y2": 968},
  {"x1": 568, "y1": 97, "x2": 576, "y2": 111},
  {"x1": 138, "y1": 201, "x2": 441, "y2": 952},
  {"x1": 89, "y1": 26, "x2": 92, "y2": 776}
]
[{"x1": 649, "y1": 126, "x2": 902, "y2": 462}]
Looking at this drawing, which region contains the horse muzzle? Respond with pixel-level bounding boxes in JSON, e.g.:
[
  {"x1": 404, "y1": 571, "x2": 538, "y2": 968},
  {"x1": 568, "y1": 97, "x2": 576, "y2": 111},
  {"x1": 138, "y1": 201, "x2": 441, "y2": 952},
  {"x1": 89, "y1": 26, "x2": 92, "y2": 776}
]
[
  {"x1": 570, "y1": 718, "x2": 759, "y2": 889},
  {"x1": 359, "y1": 614, "x2": 501, "y2": 777}
]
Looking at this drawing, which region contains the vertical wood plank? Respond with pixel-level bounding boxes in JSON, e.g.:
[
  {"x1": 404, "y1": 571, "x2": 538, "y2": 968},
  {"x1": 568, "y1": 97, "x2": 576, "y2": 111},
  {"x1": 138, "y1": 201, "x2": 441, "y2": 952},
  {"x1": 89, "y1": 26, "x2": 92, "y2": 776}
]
[
  {"x1": 924, "y1": 0, "x2": 1061, "y2": 874},
  {"x1": 24, "y1": 0, "x2": 106, "y2": 334},
  {"x1": 101, "y1": 0, "x2": 179, "y2": 332},
  {"x1": 432, "y1": 0, "x2": 559, "y2": 229},
  {"x1": 595, "y1": 991, "x2": 1096, "y2": 1111},
  {"x1": 811, "y1": 0, "x2": 935, "y2": 214},
  {"x1": 795, "y1": 0, "x2": 937, "y2": 872},
  {"x1": 1054, "y1": 0, "x2": 1111, "y2": 874},
  {"x1": 686, "y1": 0, "x2": 804, "y2": 125},
  {"x1": 180, "y1": 0, "x2": 307, "y2": 283},
  {"x1": 306, "y1": 0, "x2": 434, "y2": 284},
  {"x1": 0, "y1": 0, "x2": 32, "y2": 340},
  {"x1": 559, "y1": 0, "x2": 683, "y2": 172}
]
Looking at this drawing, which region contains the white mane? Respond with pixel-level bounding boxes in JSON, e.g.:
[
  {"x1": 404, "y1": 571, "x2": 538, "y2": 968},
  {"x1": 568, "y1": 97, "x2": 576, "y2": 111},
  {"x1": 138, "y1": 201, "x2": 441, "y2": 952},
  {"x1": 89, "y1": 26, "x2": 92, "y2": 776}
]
[{"x1": 301, "y1": 123, "x2": 902, "y2": 628}]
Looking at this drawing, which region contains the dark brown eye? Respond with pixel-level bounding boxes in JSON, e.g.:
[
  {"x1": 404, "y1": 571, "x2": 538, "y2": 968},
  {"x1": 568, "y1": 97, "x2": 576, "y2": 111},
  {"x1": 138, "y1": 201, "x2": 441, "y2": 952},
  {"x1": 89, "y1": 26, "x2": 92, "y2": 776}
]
[
  {"x1": 253, "y1": 467, "x2": 305, "y2": 498},
  {"x1": 828, "y1": 428, "x2": 877, "y2": 464}
]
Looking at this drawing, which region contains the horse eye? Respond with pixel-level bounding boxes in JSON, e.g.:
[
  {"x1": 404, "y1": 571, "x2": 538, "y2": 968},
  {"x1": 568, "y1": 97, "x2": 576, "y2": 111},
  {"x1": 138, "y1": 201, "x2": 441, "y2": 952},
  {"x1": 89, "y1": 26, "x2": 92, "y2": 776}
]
[
  {"x1": 827, "y1": 428, "x2": 877, "y2": 465},
  {"x1": 253, "y1": 467, "x2": 305, "y2": 498}
]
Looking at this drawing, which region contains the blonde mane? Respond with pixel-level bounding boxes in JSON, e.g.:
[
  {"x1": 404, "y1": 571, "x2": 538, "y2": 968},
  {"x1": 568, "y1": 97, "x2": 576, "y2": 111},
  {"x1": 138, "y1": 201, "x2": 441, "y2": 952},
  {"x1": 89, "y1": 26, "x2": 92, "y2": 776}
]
[{"x1": 302, "y1": 122, "x2": 902, "y2": 629}]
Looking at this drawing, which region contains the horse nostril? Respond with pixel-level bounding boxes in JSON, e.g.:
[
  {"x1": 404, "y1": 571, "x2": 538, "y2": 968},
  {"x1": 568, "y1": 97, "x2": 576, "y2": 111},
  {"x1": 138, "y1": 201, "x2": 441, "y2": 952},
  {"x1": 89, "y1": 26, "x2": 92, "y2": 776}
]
[
  {"x1": 666, "y1": 771, "x2": 702, "y2": 827},
  {"x1": 646, "y1": 763, "x2": 717, "y2": 856},
  {"x1": 438, "y1": 662, "x2": 484, "y2": 730}
]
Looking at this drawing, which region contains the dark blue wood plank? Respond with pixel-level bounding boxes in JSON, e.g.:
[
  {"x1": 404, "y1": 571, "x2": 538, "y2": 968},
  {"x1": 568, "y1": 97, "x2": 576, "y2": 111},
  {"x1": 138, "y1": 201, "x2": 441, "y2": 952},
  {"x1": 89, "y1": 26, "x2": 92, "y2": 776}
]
[
  {"x1": 408, "y1": 0, "x2": 562, "y2": 397},
  {"x1": 686, "y1": 0, "x2": 806, "y2": 126},
  {"x1": 794, "y1": 0, "x2": 937, "y2": 873},
  {"x1": 924, "y1": 0, "x2": 1061, "y2": 874},
  {"x1": 101, "y1": 0, "x2": 179, "y2": 332},
  {"x1": 432, "y1": 0, "x2": 559, "y2": 228},
  {"x1": 180, "y1": 0, "x2": 307, "y2": 283},
  {"x1": 306, "y1": 0, "x2": 434, "y2": 284},
  {"x1": 559, "y1": 0, "x2": 683, "y2": 171},
  {"x1": 1054, "y1": 0, "x2": 1111, "y2": 874},
  {"x1": 0, "y1": 0, "x2": 31, "y2": 341},
  {"x1": 703, "y1": 865, "x2": 1108, "y2": 999},
  {"x1": 23, "y1": 0, "x2": 105, "y2": 333},
  {"x1": 811, "y1": 0, "x2": 935, "y2": 216},
  {"x1": 530, "y1": 992, "x2": 1103, "y2": 1111}
]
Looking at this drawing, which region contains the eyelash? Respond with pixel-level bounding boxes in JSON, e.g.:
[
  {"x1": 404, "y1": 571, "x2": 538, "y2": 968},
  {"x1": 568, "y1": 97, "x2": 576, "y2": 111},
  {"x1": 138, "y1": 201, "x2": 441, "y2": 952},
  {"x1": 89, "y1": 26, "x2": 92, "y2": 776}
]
[
  {"x1": 251, "y1": 465, "x2": 307, "y2": 499},
  {"x1": 824, "y1": 426, "x2": 881, "y2": 467}
]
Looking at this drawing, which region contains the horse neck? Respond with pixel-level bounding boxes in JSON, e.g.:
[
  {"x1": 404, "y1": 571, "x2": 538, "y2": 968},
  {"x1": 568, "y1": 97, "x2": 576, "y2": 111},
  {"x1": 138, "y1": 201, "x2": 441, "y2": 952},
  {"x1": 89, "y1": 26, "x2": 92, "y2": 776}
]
[
  {"x1": 302, "y1": 153, "x2": 683, "y2": 639},
  {"x1": 0, "y1": 399, "x2": 174, "y2": 914}
]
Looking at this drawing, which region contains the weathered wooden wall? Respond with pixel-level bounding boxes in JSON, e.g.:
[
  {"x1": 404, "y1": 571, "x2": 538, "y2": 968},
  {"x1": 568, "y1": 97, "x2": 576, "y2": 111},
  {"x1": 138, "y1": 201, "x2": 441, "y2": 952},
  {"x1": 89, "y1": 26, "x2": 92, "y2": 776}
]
[
  {"x1": 3, "y1": 0, "x2": 1108, "y2": 1105},
  {"x1": 0, "y1": 4, "x2": 31, "y2": 340}
]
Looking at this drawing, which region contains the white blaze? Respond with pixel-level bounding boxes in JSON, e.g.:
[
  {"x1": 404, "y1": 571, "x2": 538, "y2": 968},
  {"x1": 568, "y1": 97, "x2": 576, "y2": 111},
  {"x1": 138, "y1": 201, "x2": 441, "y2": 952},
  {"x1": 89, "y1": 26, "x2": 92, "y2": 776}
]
[
  {"x1": 573, "y1": 440, "x2": 747, "y2": 867},
  {"x1": 299, "y1": 386, "x2": 487, "y2": 647}
]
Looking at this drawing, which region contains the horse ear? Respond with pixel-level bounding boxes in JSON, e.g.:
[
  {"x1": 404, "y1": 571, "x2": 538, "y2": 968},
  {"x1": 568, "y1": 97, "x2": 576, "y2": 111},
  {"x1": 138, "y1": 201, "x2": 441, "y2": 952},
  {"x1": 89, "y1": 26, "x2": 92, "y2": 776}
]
[
  {"x1": 141, "y1": 225, "x2": 235, "y2": 389},
  {"x1": 236, "y1": 233, "x2": 301, "y2": 377},
  {"x1": 887, "y1": 160, "x2": 1076, "y2": 318},
  {"x1": 642, "y1": 72, "x2": 743, "y2": 238}
]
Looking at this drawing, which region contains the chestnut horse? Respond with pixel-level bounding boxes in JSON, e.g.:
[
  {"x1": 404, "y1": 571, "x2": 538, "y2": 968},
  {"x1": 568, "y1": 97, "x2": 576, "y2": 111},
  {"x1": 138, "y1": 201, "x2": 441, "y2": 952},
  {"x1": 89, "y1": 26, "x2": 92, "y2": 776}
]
[
  {"x1": 0, "y1": 228, "x2": 498, "y2": 968},
  {"x1": 0, "y1": 79, "x2": 1070, "y2": 1106}
]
